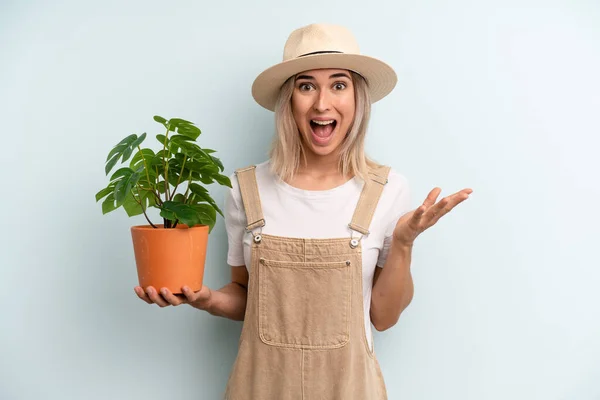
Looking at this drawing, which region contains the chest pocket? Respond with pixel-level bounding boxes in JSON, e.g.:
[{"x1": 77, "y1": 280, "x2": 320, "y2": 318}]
[{"x1": 257, "y1": 257, "x2": 352, "y2": 349}]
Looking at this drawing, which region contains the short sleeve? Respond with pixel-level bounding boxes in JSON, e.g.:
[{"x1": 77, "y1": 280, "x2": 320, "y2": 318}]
[
  {"x1": 224, "y1": 174, "x2": 246, "y2": 266},
  {"x1": 376, "y1": 175, "x2": 412, "y2": 268}
]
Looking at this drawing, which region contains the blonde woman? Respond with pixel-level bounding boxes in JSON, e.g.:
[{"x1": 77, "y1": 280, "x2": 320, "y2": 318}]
[{"x1": 135, "y1": 23, "x2": 472, "y2": 399}]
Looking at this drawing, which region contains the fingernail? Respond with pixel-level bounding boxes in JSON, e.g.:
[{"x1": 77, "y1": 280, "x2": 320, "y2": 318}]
[
  {"x1": 161, "y1": 288, "x2": 167, "y2": 295},
  {"x1": 182, "y1": 286, "x2": 189, "y2": 292}
]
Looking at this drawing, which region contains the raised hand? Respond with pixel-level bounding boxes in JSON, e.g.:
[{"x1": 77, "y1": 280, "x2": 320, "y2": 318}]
[{"x1": 393, "y1": 187, "x2": 473, "y2": 246}]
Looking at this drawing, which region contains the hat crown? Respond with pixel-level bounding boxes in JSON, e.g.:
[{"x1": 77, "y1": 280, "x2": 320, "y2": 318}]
[{"x1": 282, "y1": 24, "x2": 361, "y2": 61}]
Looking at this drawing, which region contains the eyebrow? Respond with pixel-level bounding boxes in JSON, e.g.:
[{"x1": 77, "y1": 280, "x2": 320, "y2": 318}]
[{"x1": 295, "y1": 72, "x2": 352, "y2": 81}]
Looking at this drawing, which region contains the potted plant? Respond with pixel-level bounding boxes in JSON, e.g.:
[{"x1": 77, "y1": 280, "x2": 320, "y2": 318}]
[{"x1": 95, "y1": 115, "x2": 231, "y2": 295}]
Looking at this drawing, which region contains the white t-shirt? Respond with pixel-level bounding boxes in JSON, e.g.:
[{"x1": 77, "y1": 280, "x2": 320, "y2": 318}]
[{"x1": 224, "y1": 160, "x2": 412, "y2": 349}]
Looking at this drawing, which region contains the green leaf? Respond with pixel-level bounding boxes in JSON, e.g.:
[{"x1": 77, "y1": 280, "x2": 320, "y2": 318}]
[
  {"x1": 176, "y1": 124, "x2": 201, "y2": 140},
  {"x1": 102, "y1": 193, "x2": 118, "y2": 214},
  {"x1": 210, "y1": 155, "x2": 224, "y2": 172},
  {"x1": 153, "y1": 115, "x2": 167, "y2": 124},
  {"x1": 95, "y1": 186, "x2": 114, "y2": 202},
  {"x1": 167, "y1": 118, "x2": 193, "y2": 132},
  {"x1": 106, "y1": 134, "x2": 136, "y2": 162},
  {"x1": 130, "y1": 148, "x2": 156, "y2": 170},
  {"x1": 172, "y1": 193, "x2": 186, "y2": 203},
  {"x1": 110, "y1": 167, "x2": 133, "y2": 182},
  {"x1": 213, "y1": 174, "x2": 232, "y2": 188},
  {"x1": 105, "y1": 153, "x2": 121, "y2": 176},
  {"x1": 191, "y1": 203, "x2": 217, "y2": 232},
  {"x1": 150, "y1": 154, "x2": 165, "y2": 168},
  {"x1": 122, "y1": 186, "x2": 157, "y2": 217},
  {"x1": 189, "y1": 182, "x2": 208, "y2": 193},
  {"x1": 156, "y1": 181, "x2": 167, "y2": 194},
  {"x1": 114, "y1": 169, "x2": 142, "y2": 203},
  {"x1": 197, "y1": 174, "x2": 214, "y2": 185},
  {"x1": 160, "y1": 201, "x2": 201, "y2": 226},
  {"x1": 189, "y1": 183, "x2": 223, "y2": 216},
  {"x1": 128, "y1": 132, "x2": 147, "y2": 153},
  {"x1": 156, "y1": 134, "x2": 169, "y2": 147},
  {"x1": 104, "y1": 133, "x2": 145, "y2": 175},
  {"x1": 123, "y1": 188, "x2": 144, "y2": 217}
]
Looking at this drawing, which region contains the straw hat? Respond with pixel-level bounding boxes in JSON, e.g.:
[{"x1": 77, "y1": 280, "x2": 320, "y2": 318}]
[{"x1": 251, "y1": 23, "x2": 398, "y2": 111}]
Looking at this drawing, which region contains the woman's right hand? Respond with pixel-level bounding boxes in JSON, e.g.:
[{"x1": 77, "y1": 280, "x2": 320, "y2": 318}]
[{"x1": 134, "y1": 285, "x2": 213, "y2": 311}]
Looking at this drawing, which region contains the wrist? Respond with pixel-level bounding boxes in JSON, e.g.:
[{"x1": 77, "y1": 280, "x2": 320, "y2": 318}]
[
  {"x1": 191, "y1": 288, "x2": 214, "y2": 312},
  {"x1": 392, "y1": 238, "x2": 414, "y2": 251}
]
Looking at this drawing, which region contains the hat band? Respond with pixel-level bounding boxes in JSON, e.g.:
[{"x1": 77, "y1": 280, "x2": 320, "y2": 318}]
[{"x1": 298, "y1": 50, "x2": 343, "y2": 57}]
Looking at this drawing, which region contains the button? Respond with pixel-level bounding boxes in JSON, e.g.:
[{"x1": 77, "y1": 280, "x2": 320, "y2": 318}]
[
  {"x1": 350, "y1": 239, "x2": 359, "y2": 248},
  {"x1": 254, "y1": 234, "x2": 262, "y2": 243}
]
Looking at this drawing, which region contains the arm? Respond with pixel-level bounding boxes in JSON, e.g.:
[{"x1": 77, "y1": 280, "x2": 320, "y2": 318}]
[
  {"x1": 204, "y1": 265, "x2": 249, "y2": 321},
  {"x1": 370, "y1": 185, "x2": 472, "y2": 332},
  {"x1": 135, "y1": 265, "x2": 249, "y2": 321},
  {"x1": 370, "y1": 241, "x2": 414, "y2": 332}
]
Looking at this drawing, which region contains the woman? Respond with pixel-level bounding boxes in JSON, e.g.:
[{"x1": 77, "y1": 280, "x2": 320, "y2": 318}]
[{"x1": 135, "y1": 23, "x2": 472, "y2": 399}]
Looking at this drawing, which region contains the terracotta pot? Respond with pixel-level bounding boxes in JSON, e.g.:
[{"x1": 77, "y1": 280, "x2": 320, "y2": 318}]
[{"x1": 131, "y1": 224, "x2": 208, "y2": 294}]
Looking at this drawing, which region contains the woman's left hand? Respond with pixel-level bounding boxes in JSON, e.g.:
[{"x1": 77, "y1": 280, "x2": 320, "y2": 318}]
[{"x1": 393, "y1": 187, "x2": 473, "y2": 247}]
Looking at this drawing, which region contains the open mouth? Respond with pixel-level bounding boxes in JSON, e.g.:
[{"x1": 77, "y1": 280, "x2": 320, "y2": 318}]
[{"x1": 309, "y1": 119, "x2": 337, "y2": 145}]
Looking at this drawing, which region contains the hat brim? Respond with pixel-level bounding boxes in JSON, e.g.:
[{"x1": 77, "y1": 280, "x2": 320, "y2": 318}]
[{"x1": 251, "y1": 53, "x2": 397, "y2": 111}]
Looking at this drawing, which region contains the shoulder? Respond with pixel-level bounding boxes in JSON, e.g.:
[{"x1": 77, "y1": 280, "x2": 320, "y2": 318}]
[
  {"x1": 228, "y1": 160, "x2": 272, "y2": 185},
  {"x1": 379, "y1": 167, "x2": 410, "y2": 198},
  {"x1": 227, "y1": 160, "x2": 273, "y2": 198}
]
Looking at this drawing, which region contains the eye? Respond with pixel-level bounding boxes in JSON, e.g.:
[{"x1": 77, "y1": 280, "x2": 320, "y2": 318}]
[
  {"x1": 298, "y1": 83, "x2": 314, "y2": 91},
  {"x1": 333, "y1": 82, "x2": 347, "y2": 90}
]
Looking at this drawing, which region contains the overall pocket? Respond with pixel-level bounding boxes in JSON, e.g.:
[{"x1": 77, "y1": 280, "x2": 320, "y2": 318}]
[{"x1": 258, "y1": 257, "x2": 352, "y2": 349}]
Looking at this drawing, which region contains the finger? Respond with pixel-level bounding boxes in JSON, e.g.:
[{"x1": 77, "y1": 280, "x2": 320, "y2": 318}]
[
  {"x1": 407, "y1": 204, "x2": 427, "y2": 231},
  {"x1": 134, "y1": 286, "x2": 152, "y2": 304},
  {"x1": 182, "y1": 286, "x2": 213, "y2": 310},
  {"x1": 146, "y1": 286, "x2": 170, "y2": 308},
  {"x1": 423, "y1": 187, "x2": 442, "y2": 208},
  {"x1": 415, "y1": 187, "x2": 443, "y2": 225},
  {"x1": 428, "y1": 190, "x2": 471, "y2": 225},
  {"x1": 159, "y1": 287, "x2": 185, "y2": 306},
  {"x1": 181, "y1": 286, "x2": 197, "y2": 302},
  {"x1": 182, "y1": 286, "x2": 211, "y2": 303}
]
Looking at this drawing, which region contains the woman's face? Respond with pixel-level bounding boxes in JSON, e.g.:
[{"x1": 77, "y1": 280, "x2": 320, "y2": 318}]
[{"x1": 291, "y1": 68, "x2": 355, "y2": 159}]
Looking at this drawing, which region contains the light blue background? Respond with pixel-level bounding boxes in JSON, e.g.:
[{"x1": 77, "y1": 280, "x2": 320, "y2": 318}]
[{"x1": 1, "y1": 0, "x2": 599, "y2": 399}]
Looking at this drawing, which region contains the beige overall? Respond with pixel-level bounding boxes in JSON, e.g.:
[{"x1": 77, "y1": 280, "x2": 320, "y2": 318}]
[{"x1": 224, "y1": 165, "x2": 391, "y2": 400}]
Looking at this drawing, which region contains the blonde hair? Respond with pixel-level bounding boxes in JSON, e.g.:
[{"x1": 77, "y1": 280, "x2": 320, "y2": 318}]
[{"x1": 268, "y1": 71, "x2": 380, "y2": 183}]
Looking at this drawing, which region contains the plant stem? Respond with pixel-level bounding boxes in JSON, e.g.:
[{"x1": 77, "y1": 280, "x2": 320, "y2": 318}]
[
  {"x1": 161, "y1": 126, "x2": 170, "y2": 201},
  {"x1": 137, "y1": 145, "x2": 162, "y2": 206},
  {"x1": 183, "y1": 170, "x2": 193, "y2": 203},
  {"x1": 133, "y1": 185, "x2": 157, "y2": 228},
  {"x1": 170, "y1": 156, "x2": 187, "y2": 201},
  {"x1": 137, "y1": 186, "x2": 163, "y2": 206}
]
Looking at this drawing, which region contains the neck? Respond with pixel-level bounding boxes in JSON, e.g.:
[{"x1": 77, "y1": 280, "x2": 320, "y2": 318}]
[
  {"x1": 297, "y1": 150, "x2": 341, "y2": 178},
  {"x1": 284, "y1": 149, "x2": 353, "y2": 191}
]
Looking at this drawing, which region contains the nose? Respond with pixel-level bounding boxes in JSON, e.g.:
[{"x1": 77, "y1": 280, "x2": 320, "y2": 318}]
[{"x1": 313, "y1": 89, "x2": 331, "y2": 113}]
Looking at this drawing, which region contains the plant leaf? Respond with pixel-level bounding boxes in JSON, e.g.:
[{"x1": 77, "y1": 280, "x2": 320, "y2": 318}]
[
  {"x1": 189, "y1": 183, "x2": 223, "y2": 216},
  {"x1": 191, "y1": 203, "x2": 217, "y2": 232},
  {"x1": 213, "y1": 174, "x2": 232, "y2": 188},
  {"x1": 176, "y1": 124, "x2": 201, "y2": 140},
  {"x1": 106, "y1": 134, "x2": 136, "y2": 162},
  {"x1": 110, "y1": 167, "x2": 133, "y2": 182},
  {"x1": 153, "y1": 115, "x2": 167, "y2": 124},
  {"x1": 104, "y1": 133, "x2": 146, "y2": 175},
  {"x1": 210, "y1": 155, "x2": 224, "y2": 172},
  {"x1": 102, "y1": 193, "x2": 118, "y2": 214},
  {"x1": 105, "y1": 153, "x2": 121, "y2": 176},
  {"x1": 95, "y1": 185, "x2": 114, "y2": 202},
  {"x1": 160, "y1": 201, "x2": 201, "y2": 226},
  {"x1": 114, "y1": 169, "x2": 142, "y2": 203}
]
